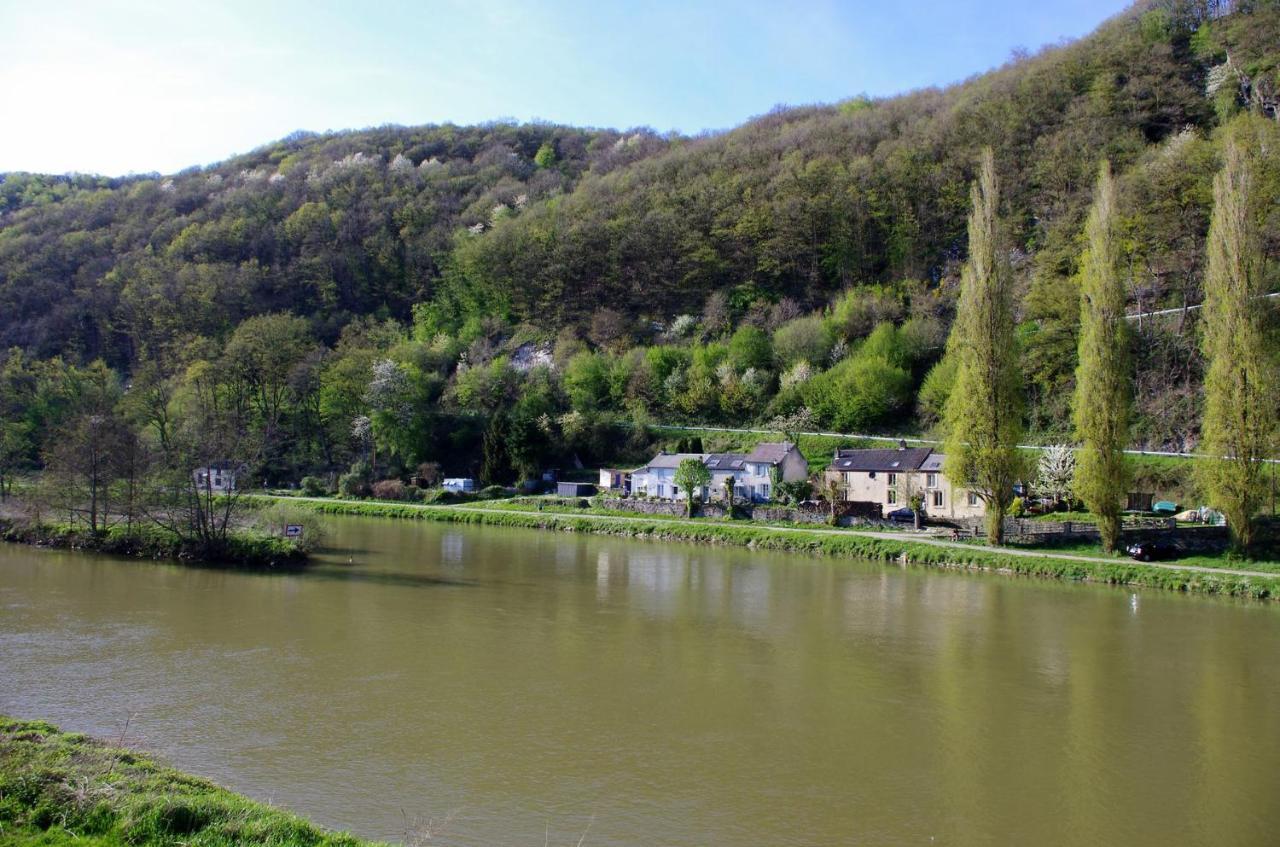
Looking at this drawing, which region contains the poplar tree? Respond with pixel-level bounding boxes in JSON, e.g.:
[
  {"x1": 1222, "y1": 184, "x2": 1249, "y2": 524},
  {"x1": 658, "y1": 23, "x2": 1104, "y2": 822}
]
[
  {"x1": 943, "y1": 148, "x2": 1024, "y2": 545},
  {"x1": 1073, "y1": 161, "x2": 1132, "y2": 553},
  {"x1": 1198, "y1": 138, "x2": 1275, "y2": 554}
]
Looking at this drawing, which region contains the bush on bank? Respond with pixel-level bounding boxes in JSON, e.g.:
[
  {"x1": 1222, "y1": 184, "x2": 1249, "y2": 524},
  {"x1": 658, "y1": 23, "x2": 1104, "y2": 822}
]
[{"x1": 0, "y1": 518, "x2": 306, "y2": 569}]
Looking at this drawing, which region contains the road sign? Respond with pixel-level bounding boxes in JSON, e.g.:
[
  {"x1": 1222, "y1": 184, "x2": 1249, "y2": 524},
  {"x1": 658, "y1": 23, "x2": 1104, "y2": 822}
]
[{"x1": 285, "y1": 524, "x2": 303, "y2": 538}]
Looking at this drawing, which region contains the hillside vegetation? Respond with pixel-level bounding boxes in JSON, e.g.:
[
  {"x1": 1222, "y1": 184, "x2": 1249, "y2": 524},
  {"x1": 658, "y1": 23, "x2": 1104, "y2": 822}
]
[{"x1": 0, "y1": 1, "x2": 1277, "y2": 493}]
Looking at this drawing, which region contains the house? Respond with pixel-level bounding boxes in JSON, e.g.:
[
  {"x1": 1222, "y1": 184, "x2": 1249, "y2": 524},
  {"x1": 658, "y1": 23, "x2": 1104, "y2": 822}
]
[
  {"x1": 824, "y1": 444, "x2": 984, "y2": 520},
  {"x1": 629, "y1": 452, "x2": 707, "y2": 501},
  {"x1": 192, "y1": 461, "x2": 244, "y2": 493},
  {"x1": 598, "y1": 468, "x2": 632, "y2": 493},
  {"x1": 628, "y1": 442, "x2": 808, "y2": 503},
  {"x1": 442, "y1": 478, "x2": 476, "y2": 493}
]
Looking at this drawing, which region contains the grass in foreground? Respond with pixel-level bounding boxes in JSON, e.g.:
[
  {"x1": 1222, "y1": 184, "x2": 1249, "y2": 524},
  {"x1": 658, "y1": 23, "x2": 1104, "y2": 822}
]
[{"x1": 0, "y1": 716, "x2": 381, "y2": 847}]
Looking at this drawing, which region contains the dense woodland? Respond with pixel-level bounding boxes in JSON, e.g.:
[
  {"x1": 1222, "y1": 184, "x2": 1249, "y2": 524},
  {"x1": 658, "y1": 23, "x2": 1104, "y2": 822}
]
[{"x1": 1, "y1": 0, "x2": 1278, "y2": 495}]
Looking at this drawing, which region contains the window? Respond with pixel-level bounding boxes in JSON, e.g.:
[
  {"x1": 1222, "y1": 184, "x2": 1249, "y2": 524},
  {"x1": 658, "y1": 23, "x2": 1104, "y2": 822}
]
[
  {"x1": 932, "y1": 490, "x2": 943, "y2": 507},
  {"x1": 760, "y1": 483, "x2": 771, "y2": 500},
  {"x1": 887, "y1": 473, "x2": 897, "y2": 486},
  {"x1": 926, "y1": 473, "x2": 938, "y2": 488},
  {"x1": 887, "y1": 489, "x2": 897, "y2": 505},
  {"x1": 967, "y1": 491, "x2": 979, "y2": 506}
]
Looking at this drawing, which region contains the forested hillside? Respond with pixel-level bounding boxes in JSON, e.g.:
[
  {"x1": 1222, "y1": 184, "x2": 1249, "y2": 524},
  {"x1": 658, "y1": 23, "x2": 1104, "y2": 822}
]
[{"x1": 1, "y1": 0, "x2": 1277, "y2": 490}]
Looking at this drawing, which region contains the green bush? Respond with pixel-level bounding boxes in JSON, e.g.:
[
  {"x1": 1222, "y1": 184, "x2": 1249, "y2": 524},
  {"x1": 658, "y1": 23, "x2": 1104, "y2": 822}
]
[{"x1": 300, "y1": 475, "x2": 329, "y2": 496}]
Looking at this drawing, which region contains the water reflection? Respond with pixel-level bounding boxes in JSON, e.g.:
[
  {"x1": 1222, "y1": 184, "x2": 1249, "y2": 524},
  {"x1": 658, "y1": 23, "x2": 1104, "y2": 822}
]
[{"x1": 1, "y1": 517, "x2": 1278, "y2": 847}]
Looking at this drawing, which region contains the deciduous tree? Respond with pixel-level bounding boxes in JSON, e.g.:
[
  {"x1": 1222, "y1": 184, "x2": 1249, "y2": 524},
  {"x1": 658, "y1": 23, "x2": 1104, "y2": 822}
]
[
  {"x1": 1073, "y1": 162, "x2": 1132, "y2": 552},
  {"x1": 943, "y1": 148, "x2": 1025, "y2": 545}
]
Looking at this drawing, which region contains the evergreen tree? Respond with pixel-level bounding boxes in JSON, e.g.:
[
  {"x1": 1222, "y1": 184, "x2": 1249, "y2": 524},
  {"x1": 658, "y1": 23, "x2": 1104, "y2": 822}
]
[
  {"x1": 1073, "y1": 161, "x2": 1132, "y2": 552},
  {"x1": 943, "y1": 148, "x2": 1024, "y2": 545},
  {"x1": 1197, "y1": 137, "x2": 1276, "y2": 554}
]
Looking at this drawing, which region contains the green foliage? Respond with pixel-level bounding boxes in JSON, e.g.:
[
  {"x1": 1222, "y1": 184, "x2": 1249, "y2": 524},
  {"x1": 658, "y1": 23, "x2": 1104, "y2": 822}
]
[
  {"x1": 773, "y1": 316, "x2": 833, "y2": 366},
  {"x1": 1073, "y1": 162, "x2": 1133, "y2": 552},
  {"x1": 1197, "y1": 129, "x2": 1277, "y2": 555},
  {"x1": 300, "y1": 475, "x2": 329, "y2": 496},
  {"x1": 727, "y1": 326, "x2": 773, "y2": 372},
  {"x1": 943, "y1": 149, "x2": 1025, "y2": 545},
  {"x1": 673, "y1": 457, "x2": 712, "y2": 516}
]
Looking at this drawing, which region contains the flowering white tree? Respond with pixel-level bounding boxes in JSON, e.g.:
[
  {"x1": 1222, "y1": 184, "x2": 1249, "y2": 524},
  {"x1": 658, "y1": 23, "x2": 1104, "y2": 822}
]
[{"x1": 1036, "y1": 444, "x2": 1077, "y2": 507}]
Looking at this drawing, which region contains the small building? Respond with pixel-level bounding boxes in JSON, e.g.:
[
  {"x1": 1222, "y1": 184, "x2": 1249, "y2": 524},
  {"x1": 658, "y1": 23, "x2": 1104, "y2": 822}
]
[
  {"x1": 824, "y1": 444, "x2": 984, "y2": 520},
  {"x1": 192, "y1": 461, "x2": 244, "y2": 493},
  {"x1": 557, "y1": 481, "x2": 596, "y2": 497},
  {"x1": 598, "y1": 468, "x2": 632, "y2": 493},
  {"x1": 442, "y1": 478, "x2": 476, "y2": 493}
]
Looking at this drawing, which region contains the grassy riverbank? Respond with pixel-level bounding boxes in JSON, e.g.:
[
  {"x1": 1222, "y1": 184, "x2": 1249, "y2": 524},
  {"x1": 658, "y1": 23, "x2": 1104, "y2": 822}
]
[
  {"x1": 246, "y1": 494, "x2": 1280, "y2": 600},
  {"x1": 0, "y1": 518, "x2": 306, "y2": 570},
  {"x1": 0, "y1": 716, "x2": 380, "y2": 847}
]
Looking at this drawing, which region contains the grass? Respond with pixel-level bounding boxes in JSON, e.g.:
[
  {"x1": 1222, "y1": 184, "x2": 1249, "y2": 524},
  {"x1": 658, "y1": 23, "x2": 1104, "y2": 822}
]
[
  {"x1": 0, "y1": 716, "x2": 383, "y2": 847},
  {"x1": 1006, "y1": 536, "x2": 1280, "y2": 575},
  {"x1": 243, "y1": 494, "x2": 1280, "y2": 600}
]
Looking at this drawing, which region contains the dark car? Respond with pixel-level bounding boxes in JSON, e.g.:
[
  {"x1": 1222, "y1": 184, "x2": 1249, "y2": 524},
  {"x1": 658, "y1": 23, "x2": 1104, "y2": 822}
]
[
  {"x1": 1125, "y1": 540, "x2": 1180, "y2": 562},
  {"x1": 887, "y1": 507, "x2": 917, "y2": 524}
]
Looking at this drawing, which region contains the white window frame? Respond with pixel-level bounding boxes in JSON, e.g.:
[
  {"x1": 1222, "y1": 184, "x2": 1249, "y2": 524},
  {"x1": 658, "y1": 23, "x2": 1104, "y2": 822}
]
[
  {"x1": 926, "y1": 472, "x2": 938, "y2": 488},
  {"x1": 967, "y1": 491, "x2": 979, "y2": 506},
  {"x1": 932, "y1": 490, "x2": 943, "y2": 507}
]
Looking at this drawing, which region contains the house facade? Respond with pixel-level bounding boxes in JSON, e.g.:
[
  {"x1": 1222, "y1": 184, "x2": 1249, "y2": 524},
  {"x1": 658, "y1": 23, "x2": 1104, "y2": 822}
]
[
  {"x1": 192, "y1": 461, "x2": 243, "y2": 493},
  {"x1": 824, "y1": 445, "x2": 984, "y2": 520},
  {"x1": 629, "y1": 442, "x2": 807, "y2": 503}
]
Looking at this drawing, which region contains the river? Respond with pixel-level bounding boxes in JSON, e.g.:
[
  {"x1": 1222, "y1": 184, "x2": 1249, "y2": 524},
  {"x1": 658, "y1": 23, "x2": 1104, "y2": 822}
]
[{"x1": 2, "y1": 515, "x2": 1279, "y2": 846}]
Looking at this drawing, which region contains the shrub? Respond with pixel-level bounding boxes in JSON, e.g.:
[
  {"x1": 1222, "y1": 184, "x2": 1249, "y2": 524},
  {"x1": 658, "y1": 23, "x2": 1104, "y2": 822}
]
[
  {"x1": 299, "y1": 475, "x2": 329, "y2": 497},
  {"x1": 371, "y1": 479, "x2": 406, "y2": 500},
  {"x1": 478, "y1": 484, "x2": 510, "y2": 500},
  {"x1": 337, "y1": 473, "x2": 369, "y2": 498}
]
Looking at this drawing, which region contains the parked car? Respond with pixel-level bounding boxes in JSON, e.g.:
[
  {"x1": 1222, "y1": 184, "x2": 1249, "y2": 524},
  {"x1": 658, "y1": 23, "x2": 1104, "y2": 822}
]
[
  {"x1": 1125, "y1": 540, "x2": 1180, "y2": 562},
  {"x1": 887, "y1": 507, "x2": 917, "y2": 524}
]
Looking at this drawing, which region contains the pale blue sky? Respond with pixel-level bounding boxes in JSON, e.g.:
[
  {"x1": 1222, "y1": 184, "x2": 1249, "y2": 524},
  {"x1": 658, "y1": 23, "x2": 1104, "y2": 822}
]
[{"x1": 0, "y1": 0, "x2": 1132, "y2": 176}]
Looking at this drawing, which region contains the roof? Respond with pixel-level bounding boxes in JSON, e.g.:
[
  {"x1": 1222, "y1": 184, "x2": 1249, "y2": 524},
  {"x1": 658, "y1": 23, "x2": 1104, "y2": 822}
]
[
  {"x1": 830, "y1": 447, "x2": 934, "y2": 472},
  {"x1": 637, "y1": 451, "x2": 708, "y2": 471},
  {"x1": 919, "y1": 452, "x2": 945, "y2": 472},
  {"x1": 704, "y1": 453, "x2": 747, "y2": 471},
  {"x1": 745, "y1": 441, "x2": 796, "y2": 464},
  {"x1": 198, "y1": 460, "x2": 242, "y2": 471}
]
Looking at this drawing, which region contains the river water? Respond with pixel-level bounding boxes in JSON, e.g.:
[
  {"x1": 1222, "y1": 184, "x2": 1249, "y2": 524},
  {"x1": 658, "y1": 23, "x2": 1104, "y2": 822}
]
[{"x1": 2, "y1": 515, "x2": 1279, "y2": 846}]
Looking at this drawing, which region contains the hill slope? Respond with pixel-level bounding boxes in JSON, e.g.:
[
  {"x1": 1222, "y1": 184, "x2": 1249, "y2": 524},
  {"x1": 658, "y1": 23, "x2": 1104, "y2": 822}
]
[{"x1": 0, "y1": 0, "x2": 1277, "y2": 466}]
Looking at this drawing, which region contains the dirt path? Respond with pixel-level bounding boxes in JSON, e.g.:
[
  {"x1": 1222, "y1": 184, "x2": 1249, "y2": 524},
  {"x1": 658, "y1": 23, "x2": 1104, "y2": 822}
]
[{"x1": 274, "y1": 495, "x2": 1280, "y2": 581}]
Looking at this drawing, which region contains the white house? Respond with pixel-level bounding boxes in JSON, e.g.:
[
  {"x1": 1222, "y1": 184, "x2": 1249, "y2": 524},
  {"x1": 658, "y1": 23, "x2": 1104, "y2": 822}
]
[
  {"x1": 630, "y1": 452, "x2": 707, "y2": 501},
  {"x1": 192, "y1": 461, "x2": 244, "y2": 493},
  {"x1": 629, "y1": 442, "x2": 808, "y2": 503}
]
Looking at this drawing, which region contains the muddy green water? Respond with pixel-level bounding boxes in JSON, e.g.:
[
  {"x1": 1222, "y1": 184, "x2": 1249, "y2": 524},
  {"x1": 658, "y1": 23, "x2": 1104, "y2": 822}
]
[{"x1": 2, "y1": 515, "x2": 1279, "y2": 846}]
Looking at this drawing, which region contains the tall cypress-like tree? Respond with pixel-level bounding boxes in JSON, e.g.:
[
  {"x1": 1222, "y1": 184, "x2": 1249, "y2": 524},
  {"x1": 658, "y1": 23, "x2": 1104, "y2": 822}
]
[
  {"x1": 1198, "y1": 138, "x2": 1275, "y2": 554},
  {"x1": 943, "y1": 148, "x2": 1024, "y2": 545},
  {"x1": 1073, "y1": 161, "x2": 1132, "y2": 553}
]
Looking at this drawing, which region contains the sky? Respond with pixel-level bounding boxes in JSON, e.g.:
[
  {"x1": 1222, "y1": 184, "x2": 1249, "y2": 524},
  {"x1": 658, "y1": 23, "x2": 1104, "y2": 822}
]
[{"x1": 0, "y1": 0, "x2": 1133, "y2": 176}]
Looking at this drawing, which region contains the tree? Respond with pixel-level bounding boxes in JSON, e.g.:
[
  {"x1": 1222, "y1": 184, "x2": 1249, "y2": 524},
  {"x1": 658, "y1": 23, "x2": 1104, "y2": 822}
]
[
  {"x1": 1037, "y1": 444, "x2": 1077, "y2": 509},
  {"x1": 767, "y1": 406, "x2": 816, "y2": 452},
  {"x1": 1197, "y1": 138, "x2": 1276, "y2": 555},
  {"x1": 1072, "y1": 161, "x2": 1132, "y2": 552},
  {"x1": 673, "y1": 458, "x2": 711, "y2": 517},
  {"x1": 892, "y1": 471, "x2": 926, "y2": 530},
  {"x1": 42, "y1": 412, "x2": 135, "y2": 533},
  {"x1": 942, "y1": 148, "x2": 1024, "y2": 545}
]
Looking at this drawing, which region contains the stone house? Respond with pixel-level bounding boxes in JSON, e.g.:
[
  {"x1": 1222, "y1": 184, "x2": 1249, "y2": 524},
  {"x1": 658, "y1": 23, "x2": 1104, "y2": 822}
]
[{"x1": 824, "y1": 444, "x2": 984, "y2": 520}]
